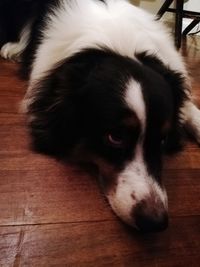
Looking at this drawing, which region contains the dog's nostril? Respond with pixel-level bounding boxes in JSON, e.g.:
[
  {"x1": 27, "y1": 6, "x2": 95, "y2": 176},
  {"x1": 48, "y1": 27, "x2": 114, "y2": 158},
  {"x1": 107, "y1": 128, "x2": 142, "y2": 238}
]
[
  {"x1": 136, "y1": 212, "x2": 168, "y2": 232},
  {"x1": 134, "y1": 206, "x2": 168, "y2": 232}
]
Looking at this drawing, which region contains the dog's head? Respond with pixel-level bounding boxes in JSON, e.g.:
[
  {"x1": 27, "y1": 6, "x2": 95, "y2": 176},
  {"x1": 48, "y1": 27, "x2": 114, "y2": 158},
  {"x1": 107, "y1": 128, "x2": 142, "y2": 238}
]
[{"x1": 26, "y1": 48, "x2": 187, "y2": 232}]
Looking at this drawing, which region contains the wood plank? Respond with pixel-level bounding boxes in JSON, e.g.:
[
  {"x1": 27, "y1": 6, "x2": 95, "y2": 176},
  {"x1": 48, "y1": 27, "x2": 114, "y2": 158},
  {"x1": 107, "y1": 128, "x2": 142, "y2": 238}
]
[
  {"x1": 0, "y1": 218, "x2": 199, "y2": 267},
  {"x1": 164, "y1": 170, "x2": 200, "y2": 216},
  {"x1": 0, "y1": 168, "x2": 199, "y2": 225},
  {"x1": 163, "y1": 143, "x2": 200, "y2": 169},
  {"x1": 0, "y1": 165, "x2": 114, "y2": 225}
]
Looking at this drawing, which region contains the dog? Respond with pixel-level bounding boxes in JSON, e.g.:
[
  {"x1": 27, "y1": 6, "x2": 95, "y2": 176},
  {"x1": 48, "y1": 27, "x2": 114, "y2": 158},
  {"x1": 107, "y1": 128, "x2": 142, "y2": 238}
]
[{"x1": 1, "y1": 0, "x2": 200, "y2": 232}]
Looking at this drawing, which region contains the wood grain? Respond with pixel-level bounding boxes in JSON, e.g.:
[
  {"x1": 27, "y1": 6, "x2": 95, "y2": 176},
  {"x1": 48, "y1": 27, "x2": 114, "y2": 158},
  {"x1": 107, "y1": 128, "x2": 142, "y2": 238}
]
[
  {"x1": 0, "y1": 218, "x2": 200, "y2": 267},
  {"x1": 0, "y1": 36, "x2": 200, "y2": 266}
]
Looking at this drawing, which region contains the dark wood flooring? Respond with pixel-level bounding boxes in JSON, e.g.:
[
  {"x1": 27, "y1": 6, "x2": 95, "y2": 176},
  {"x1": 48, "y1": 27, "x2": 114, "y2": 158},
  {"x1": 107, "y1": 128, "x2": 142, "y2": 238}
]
[{"x1": 0, "y1": 36, "x2": 200, "y2": 266}]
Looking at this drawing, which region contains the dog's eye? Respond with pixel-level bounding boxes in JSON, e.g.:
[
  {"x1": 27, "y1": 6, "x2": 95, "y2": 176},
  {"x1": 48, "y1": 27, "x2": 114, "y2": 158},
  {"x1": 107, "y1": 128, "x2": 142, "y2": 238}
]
[
  {"x1": 105, "y1": 128, "x2": 128, "y2": 148},
  {"x1": 161, "y1": 139, "x2": 166, "y2": 146},
  {"x1": 161, "y1": 136, "x2": 168, "y2": 149},
  {"x1": 108, "y1": 134, "x2": 124, "y2": 147}
]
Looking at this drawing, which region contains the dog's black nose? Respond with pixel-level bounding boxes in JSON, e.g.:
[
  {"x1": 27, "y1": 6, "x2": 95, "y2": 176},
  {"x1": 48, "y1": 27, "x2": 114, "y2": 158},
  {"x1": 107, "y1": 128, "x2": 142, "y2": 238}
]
[
  {"x1": 134, "y1": 202, "x2": 168, "y2": 232},
  {"x1": 135, "y1": 212, "x2": 168, "y2": 232}
]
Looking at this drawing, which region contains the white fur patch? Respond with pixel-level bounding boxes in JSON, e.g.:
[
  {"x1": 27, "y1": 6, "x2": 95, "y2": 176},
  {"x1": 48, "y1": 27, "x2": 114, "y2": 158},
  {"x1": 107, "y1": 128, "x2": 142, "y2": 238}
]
[
  {"x1": 124, "y1": 80, "x2": 146, "y2": 133},
  {"x1": 29, "y1": 0, "x2": 188, "y2": 87},
  {"x1": 181, "y1": 101, "x2": 200, "y2": 144},
  {"x1": 0, "y1": 24, "x2": 30, "y2": 61}
]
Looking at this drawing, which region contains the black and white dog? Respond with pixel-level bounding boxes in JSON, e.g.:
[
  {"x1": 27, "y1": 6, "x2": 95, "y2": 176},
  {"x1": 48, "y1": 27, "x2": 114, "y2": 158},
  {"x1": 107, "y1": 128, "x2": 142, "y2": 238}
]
[{"x1": 1, "y1": 0, "x2": 200, "y2": 232}]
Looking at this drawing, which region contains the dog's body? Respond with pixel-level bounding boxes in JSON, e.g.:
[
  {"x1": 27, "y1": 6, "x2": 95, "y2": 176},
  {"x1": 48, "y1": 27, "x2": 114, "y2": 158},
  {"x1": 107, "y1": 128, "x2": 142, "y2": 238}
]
[{"x1": 1, "y1": 0, "x2": 200, "y2": 232}]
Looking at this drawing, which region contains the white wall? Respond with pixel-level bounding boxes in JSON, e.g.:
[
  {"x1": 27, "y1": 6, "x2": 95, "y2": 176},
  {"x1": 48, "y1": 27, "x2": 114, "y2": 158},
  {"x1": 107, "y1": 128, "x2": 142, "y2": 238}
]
[
  {"x1": 131, "y1": 0, "x2": 170, "y2": 14},
  {"x1": 184, "y1": 0, "x2": 200, "y2": 12},
  {"x1": 131, "y1": 0, "x2": 200, "y2": 34},
  {"x1": 183, "y1": 0, "x2": 200, "y2": 33},
  {"x1": 131, "y1": 0, "x2": 200, "y2": 14}
]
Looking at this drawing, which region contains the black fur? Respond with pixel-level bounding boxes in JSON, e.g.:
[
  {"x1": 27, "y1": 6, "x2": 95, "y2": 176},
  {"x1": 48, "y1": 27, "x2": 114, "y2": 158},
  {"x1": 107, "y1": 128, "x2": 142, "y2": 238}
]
[
  {"x1": 28, "y1": 49, "x2": 140, "y2": 166},
  {"x1": 137, "y1": 53, "x2": 187, "y2": 150},
  {"x1": 27, "y1": 48, "x2": 187, "y2": 182},
  {"x1": 136, "y1": 53, "x2": 188, "y2": 182}
]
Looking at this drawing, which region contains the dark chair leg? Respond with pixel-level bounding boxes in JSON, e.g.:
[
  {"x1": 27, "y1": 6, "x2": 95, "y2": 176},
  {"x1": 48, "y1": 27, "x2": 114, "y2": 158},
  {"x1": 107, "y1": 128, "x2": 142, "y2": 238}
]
[
  {"x1": 157, "y1": 0, "x2": 174, "y2": 19},
  {"x1": 175, "y1": 0, "x2": 184, "y2": 48},
  {"x1": 182, "y1": 19, "x2": 200, "y2": 35}
]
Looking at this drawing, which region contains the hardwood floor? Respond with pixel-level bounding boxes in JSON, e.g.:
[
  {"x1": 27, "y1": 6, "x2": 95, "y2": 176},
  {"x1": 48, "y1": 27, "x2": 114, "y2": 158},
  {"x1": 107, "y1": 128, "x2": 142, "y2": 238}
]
[{"x1": 0, "y1": 36, "x2": 200, "y2": 267}]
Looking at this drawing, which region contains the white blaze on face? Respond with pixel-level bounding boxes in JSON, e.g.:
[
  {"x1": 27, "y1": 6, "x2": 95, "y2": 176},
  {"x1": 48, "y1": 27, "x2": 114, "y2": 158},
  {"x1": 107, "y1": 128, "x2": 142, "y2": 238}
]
[{"x1": 106, "y1": 79, "x2": 168, "y2": 226}]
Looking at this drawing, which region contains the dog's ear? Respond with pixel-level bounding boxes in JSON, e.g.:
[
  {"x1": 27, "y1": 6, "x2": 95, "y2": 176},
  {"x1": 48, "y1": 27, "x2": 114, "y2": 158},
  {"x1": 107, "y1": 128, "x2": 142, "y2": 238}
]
[
  {"x1": 27, "y1": 49, "x2": 116, "y2": 158},
  {"x1": 27, "y1": 59, "x2": 93, "y2": 158},
  {"x1": 136, "y1": 52, "x2": 188, "y2": 153}
]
